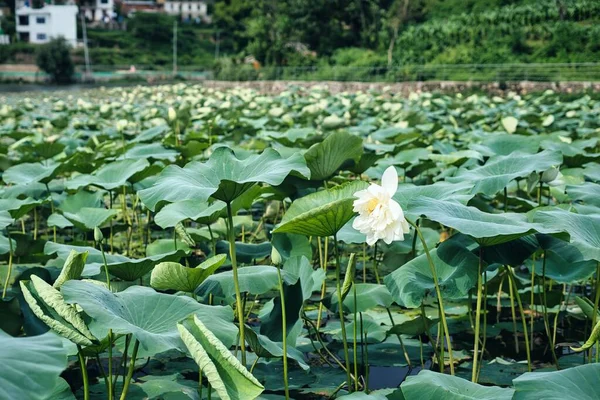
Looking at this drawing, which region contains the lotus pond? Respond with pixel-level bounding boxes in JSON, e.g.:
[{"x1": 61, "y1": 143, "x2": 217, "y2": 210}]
[{"x1": 1, "y1": 85, "x2": 599, "y2": 400}]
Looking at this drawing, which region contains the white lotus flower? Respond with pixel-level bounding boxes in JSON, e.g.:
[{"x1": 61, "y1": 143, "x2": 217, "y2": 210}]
[{"x1": 352, "y1": 166, "x2": 410, "y2": 245}]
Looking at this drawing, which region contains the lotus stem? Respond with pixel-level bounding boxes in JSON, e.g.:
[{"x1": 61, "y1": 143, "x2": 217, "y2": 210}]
[
  {"x1": 226, "y1": 201, "x2": 246, "y2": 366},
  {"x1": 352, "y1": 282, "x2": 359, "y2": 392},
  {"x1": 530, "y1": 255, "x2": 536, "y2": 351},
  {"x1": 77, "y1": 347, "x2": 89, "y2": 400},
  {"x1": 120, "y1": 334, "x2": 131, "y2": 389},
  {"x1": 33, "y1": 206, "x2": 38, "y2": 240},
  {"x1": 372, "y1": 242, "x2": 381, "y2": 284},
  {"x1": 541, "y1": 251, "x2": 560, "y2": 368},
  {"x1": 508, "y1": 271, "x2": 519, "y2": 354},
  {"x1": 421, "y1": 302, "x2": 441, "y2": 367},
  {"x1": 333, "y1": 233, "x2": 353, "y2": 390},
  {"x1": 275, "y1": 263, "x2": 290, "y2": 400},
  {"x1": 506, "y1": 267, "x2": 532, "y2": 372},
  {"x1": 590, "y1": 263, "x2": 600, "y2": 361},
  {"x1": 207, "y1": 224, "x2": 216, "y2": 255},
  {"x1": 119, "y1": 339, "x2": 140, "y2": 400},
  {"x1": 476, "y1": 271, "x2": 489, "y2": 382},
  {"x1": 316, "y1": 237, "x2": 326, "y2": 330},
  {"x1": 386, "y1": 308, "x2": 412, "y2": 367},
  {"x1": 472, "y1": 247, "x2": 484, "y2": 382},
  {"x1": 108, "y1": 330, "x2": 114, "y2": 400},
  {"x1": 363, "y1": 326, "x2": 369, "y2": 393},
  {"x1": 2, "y1": 229, "x2": 14, "y2": 299},
  {"x1": 45, "y1": 182, "x2": 57, "y2": 242},
  {"x1": 302, "y1": 312, "x2": 347, "y2": 371},
  {"x1": 109, "y1": 191, "x2": 114, "y2": 253},
  {"x1": 407, "y1": 219, "x2": 454, "y2": 375}
]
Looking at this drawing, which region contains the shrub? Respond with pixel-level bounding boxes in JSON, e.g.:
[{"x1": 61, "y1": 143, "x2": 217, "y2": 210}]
[{"x1": 36, "y1": 37, "x2": 74, "y2": 83}]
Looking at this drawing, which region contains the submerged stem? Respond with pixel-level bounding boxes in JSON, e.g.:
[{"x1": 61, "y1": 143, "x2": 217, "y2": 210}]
[{"x1": 2, "y1": 229, "x2": 14, "y2": 299}]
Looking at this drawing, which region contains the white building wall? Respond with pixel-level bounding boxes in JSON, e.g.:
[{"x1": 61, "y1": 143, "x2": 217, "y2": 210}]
[{"x1": 15, "y1": 5, "x2": 77, "y2": 45}]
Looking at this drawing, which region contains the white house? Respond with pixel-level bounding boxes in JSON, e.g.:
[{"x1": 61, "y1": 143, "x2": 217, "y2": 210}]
[
  {"x1": 79, "y1": 0, "x2": 114, "y2": 22},
  {"x1": 15, "y1": 5, "x2": 77, "y2": 45},
  {"x1": 164, "y1": 0, "x2": 209, "y2": 22}
]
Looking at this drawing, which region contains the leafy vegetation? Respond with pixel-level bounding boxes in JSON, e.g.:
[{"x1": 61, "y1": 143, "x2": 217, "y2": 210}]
[
  {"x1": 35, "y1": 38, "x2": 75, "y2": 83},
  {"x1": 0, "y1": 84, "x2": 600, "y2": 399}
]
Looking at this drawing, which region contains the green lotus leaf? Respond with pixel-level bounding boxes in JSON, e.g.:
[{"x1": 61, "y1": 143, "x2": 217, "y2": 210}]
[
  {"x1": 529, "y1": 208, "x2": 600, "y2": 261},
  {"x1": 20, "y1": 275, "x2": 95, "y2": 346},
  {"x1": 401, "y1": 370, "x2": 514, "y2": 399},
  {"x1": 0, "y1": 330, "x2": 68, "y2": 400},
  {"x1": 123, "y1": 143, "x2": 178, "y2": 161},
  {"x1": 132, "y1": 124, "x2": 170, "y2": 143},
  {"x1": 62, "y1": 281, "x2": 237, "y2": 357},
  {"x1": 245, "y1": 327, "x2": 309, "y2": 370},
  {"x1": 0, "y1": 234, "x2": 16, "y2": 255},
  {"x1": 44, "y1": 241, "x2": 190, "y2": 281},
  {"x1": 65, "y1": 158, "x2": 150, "y2": 191},
  {"x1": 154, "y1": 199, "x2": 225, "y2": 228},
  {"x1": 47, "y1": 213, "x2": 74, "y2": 229},
  {"x1": 62, "y1": 207, "x2": 118, "y2": 231},
  {"x1": 178, "y1": 314, "x2": 264, "y2": 400},
  {"x1": 384, "y1": 237, "x2": 480, "y2": 308},
  {"x1": 387, "y1": 315, "x2": 439, "y2": 336},
  {"x1": 512, "y1": 363, "x2": 600, "y2": 399},
  {"x1": 139, "y1": 147, "x2": 310, "y2": 210},
  {"x1": 150, "y1": 254, "x2": 227, "y2": 293},
  {"x1": 574, "y1": 296, "x2": 600, "y2": 321},
  {"x1": 327, "y1": 283, "x2": 393, "y2": 314},
  {"x1": 2, "y1": 160, "x2": 60, "y2": 185},
  {"x1": 470, "y1": 134, "x2": 541, "y2": 156},
  {"x1": 410, "y1": 197, "x2": 560, "y2": 246},
  {"x1": 304, "y1": 131, "x2": 363, "y2": 181},
  {"x1": 197, "y1": 265, "x2": 288, "y2": 301},
  {"x1": 0, "y1": 197, "x2": 41, "y2": 219},
  {"x1": 274, "y1": 180, "x2": 369, "y2": 237},
  {"x1": 215, "y1": 241, "x2": 272, "y2": 264},
  {"x1": 448, "y1": 150, "x2": 562, "y2": 196},
  {"x1": 57, "y1": 190, "x2": 105, "y2": 213},
  {"x1": 53, "y1": 250, "x2": 88, "y2": 289},
  {"x1": 531, "y1": 235, "x2": 597, "y2": 283},
  {"x1": 0, "y1": 210, "x2": 12, "y2": 230},
  {"x1": 567, "y1": 182, "x2": 600, "y2": 207}
]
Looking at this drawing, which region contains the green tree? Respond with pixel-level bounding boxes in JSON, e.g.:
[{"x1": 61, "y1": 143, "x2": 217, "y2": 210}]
[{"x1": 36, "y1": 37, "x2": 74, "y2": 83}]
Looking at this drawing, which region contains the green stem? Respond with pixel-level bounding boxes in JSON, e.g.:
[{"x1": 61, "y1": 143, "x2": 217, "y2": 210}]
[
  {"x1": 506, "y1": 267, "x2": 532, "y2": 372},
  {"x1": 109, "y1": 191, "x2": 114, "y2": 253},
  {"x1": 476, "y1": 270, "x2": 489, "y2": 382},
  {"x1": 108, "y1": 330, "x2": 114, "y2": 400},
  {"x1": 352, "y1": 283, "x2": 359, "y2": 392},
  {"x1": 508, "y1": 271, "x2": 519, "y2": 355},
  {"x1": 530, "y1": 255, "x2": 536, "y2": 351},
  {"x1": 77, "y1": 347, "x2": 90, "y2": 400},
  {"x1": 119, "y1": 339, "x2": 140, "y2": 400},
  {"x1": 540, "y1": 252, "x2": 560, "y2": 368},
  {"x1": 316, "y1": 237, "x2": 326, "y2": 331},
  {"x1": 100, "y1": 245, "x2": 111, "y2": 290},
  {"x1": 45, "y1": 182, "x2": 57, "y2": 242},
  {"x1": 408, "y1": 219, "x2": 454, "y2": 375},
  {"x1": 590, "y1": 263, "x2": 600, "y2": 362},
  {"x1": 275, "y1": 263, "x2": 289, "y2": 400},
  {"x1": 333, "y1": 233, "x2": 353, "y2": 390},
  {"x1": 226, "y1": 202, "x2": 246, "y2": 366},
  {"x1": 386, "y1": 308, "x2": 412, "y2": 367},
  {"x1": 472, "y1": 247, "x2": 484, "y2": 382},
  {"x1": 2, "y1": 229, "x2": 14, "y2": 299},
  {"x1": 207, "y1": 224, "x2": 216, "y2": 256}
]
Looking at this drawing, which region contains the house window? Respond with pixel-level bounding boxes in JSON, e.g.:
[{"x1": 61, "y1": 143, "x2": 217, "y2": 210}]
[
  {"x1": 36, "y1": 16, "x2": 45, "y2": 24},
  {"x1": 18, "y1": 15, "x2": 29, "y2": 25},
  {"x1": 100, "y1": 0, "x2": 108, "y2": 4},
  {"x1": 37, "y1": 33, "x2": 47, "y2": 40}
]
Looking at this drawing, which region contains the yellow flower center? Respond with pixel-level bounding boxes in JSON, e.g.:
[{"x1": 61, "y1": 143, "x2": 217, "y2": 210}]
[{"x1": 367, "y1": 198, "x2": 379, "y2": 213}]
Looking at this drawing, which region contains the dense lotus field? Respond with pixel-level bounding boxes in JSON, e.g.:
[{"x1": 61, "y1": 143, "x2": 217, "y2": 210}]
[{"x1": 1, "y1": 84, "x2": 600, "y2": 400}]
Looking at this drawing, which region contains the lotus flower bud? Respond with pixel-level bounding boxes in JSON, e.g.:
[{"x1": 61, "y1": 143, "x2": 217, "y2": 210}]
[
  {"x1": 94, "y1": 227, "x2": 104, "y2": 243},
  {"x1": 168, "y1": 107, "x2": 177, "y2": 121}
]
